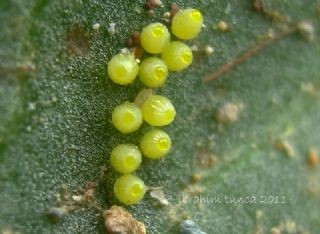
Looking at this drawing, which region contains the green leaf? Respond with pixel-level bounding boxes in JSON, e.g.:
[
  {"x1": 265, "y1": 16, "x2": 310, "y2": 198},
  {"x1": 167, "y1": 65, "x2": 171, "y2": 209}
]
[{"x1": 1, "y1": 0, "x2": 319, "y2": 233}]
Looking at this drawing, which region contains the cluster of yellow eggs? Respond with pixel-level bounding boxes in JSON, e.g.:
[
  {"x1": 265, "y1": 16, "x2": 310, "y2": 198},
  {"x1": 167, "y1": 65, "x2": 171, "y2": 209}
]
[{"x1": 107, "y1": 8, "x2": 203, "y2": 205}]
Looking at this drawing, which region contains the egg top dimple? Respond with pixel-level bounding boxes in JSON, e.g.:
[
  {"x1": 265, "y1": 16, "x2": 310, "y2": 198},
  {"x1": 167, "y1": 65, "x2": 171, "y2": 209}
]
[
  {"x1": 140, "y1": 23, "x2": 171, "y2": 54},
  {"x1": 161, "y1": 41, "x2": 193, "y2": 71},
  {"x1": 114, "y1": 174, "x2": 146, "y2": 205},
  {"x1": 139, "y1": 57, "x2": 169, "y2": 88},
  {"x1": 110, "y1": 144, "x2": 142, "y2": 174},
  {"x1": 140, "y1": 129, "x2": 172, "y2": 159},
  {"x1": 112, "y1": 102, "x2": 143, "y2": 134},
  {"x1": 171, "y1": 8, "x2": 203, "y2": 40}
]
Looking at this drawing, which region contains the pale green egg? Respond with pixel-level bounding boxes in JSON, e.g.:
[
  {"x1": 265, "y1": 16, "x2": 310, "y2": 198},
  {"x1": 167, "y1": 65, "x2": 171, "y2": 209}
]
[
  {"x1": 139, "y1": 57, "x2": 168, "y2": 88},
  {"x1": 141, "y1": 95, "x2": 176, "y2": 126},
  {"x1": 140, "y1": 23, "x2": 170, "y2": 54},
  {"x1": 161, "y1": 41, "x2": 193, "y2": 71},
  {"x1": 111, "y1": 144, "x2": 142, "y2": 173},
  {"x1": 108, "y1": 53, "x2": 139, "y2": 85},
  {"x1": 112, "y1": 102, "x2": 143, "y2": 134},
  {"x1": 172, "y1": 9, "x2": 203, "y2": 40},
  {"x1": 140, "y1": 129, "x2": 171, "y2": 159},
  {"x1": 114, "y1": 174, "x2": 146, "y2": 205}
]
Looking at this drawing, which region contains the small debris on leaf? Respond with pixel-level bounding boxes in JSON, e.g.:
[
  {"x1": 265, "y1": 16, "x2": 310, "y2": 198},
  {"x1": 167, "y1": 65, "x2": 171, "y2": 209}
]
[
  {"x1": 127, "y1": 31, "x2": 144, "y2": 59},
  {"x1": 180, "y1": 220, "x2": 207, "y2": 234},
  {"x1": 163, "y1": 11, "x2": 170, "y2": 18},
  {"x1": 46, "y1": 206, "x2": 68, "y2": 222},
  {"x1": 127, "y1": 31, "x2": 141, "y2": 47},
  {"x1": 170, "y1": 3, "x2": 180, "y2": 19},
  {"x1": 145, "y1": 0, "x2": 162, "y2": 10},
  {"x1": 134, "y1": 89, "x2": 154, "y2": 107},
  {"x1": 215, "y1": 21, "x2": 230, "y2": 32},
  {"x1": 308, "y1": 149, "x2": 318, "y2": 168},
  {"x1": 103, "y1": 206, "x2": 146, "y2": 234},
  {"x1": 92, "y1": 23, "x2": 100, "y2": 30},
  {"x1": 300, "y1": 82, "x2": 318, "y2": 95},
  {"x1": 252, "y1": 0, "x2": 263, "y2": 12},
  {"x1": 224, "y1": 3, "x2": 231, "y2": 14},
  {"x1": 150, "y1": 188, "x2": 169, "y2": 206},
  {"x1": 297, "y1": 21, "x2": 315, "y2": 42},
  {"x1": 191, "y1": 173, "x2": 201, "y2": 183},
  {"x1": 190, "y1": 44, "x2": 199, "y2": 52},
  {"x1": 204, "y1": 45, "x2": 214, "y2": 55},
  {"x1": 216, "y1": 102, "x2": 243, "y2": 124},
  {"x1": 108, "y1": 23, "x2": 116, "y2": 36},
  {"x1": 274, "y1": 140, "x2": 295, "y2": 158},
  {"x1": 270, "y1": 227, "x2": 281, "y2": 234},
  {"x1": 196, "y1": 148, "x2": 217, "y2": 168}
]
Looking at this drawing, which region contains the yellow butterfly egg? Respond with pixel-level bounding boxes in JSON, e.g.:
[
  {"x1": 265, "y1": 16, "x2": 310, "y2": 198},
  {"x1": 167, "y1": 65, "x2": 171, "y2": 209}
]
[
  {"x1": 139, "y1": 57, "x2": 168, "y2": 88},
  {"x1": 107, "y1": 53, "x2": 139, "y2": 85},
  {"x1": 171, "y1": 9, "x2": 203, "y2": 40},
  {"x1": 140, "y1": 129, "x2": 172, "y2": 159},
  {"x1": 112, "y1": 102, "x2": 143, "y2": 134},
  {"x1": 110, "y1": 144, "x2": 142, "y2": 173},
  {"x1": 161, "y1": 41, "x2": 193, "y2": 71},
  {"x1": 114, "y1": 174, "x2": 146, "y2": 205},
  {"x1": 141, "y1": 95, "x2": 176, "y2": 126},
  {"x1": 140, "y1": 23, "x2": 170, "y2": 54}
]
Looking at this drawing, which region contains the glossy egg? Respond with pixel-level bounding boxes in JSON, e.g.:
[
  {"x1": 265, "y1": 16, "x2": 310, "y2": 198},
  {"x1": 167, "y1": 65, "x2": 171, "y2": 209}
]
[
  {"x1": 161, "y1": 41, "x2": 193, "y2": 71},
  {"x1": 171, "y1": 9, "x2": 203, "y2": 40},
  {"x1": 114, "y1": 174, "x2": 146, "y2": 205},
  {"x1": 110, "y1": 144, "x2": 142, "y2": 173},
  {"x1": 140, "y1": 129, "x2": 172, "y2": 159},
  {"x1": 108, "y1": 53, "x2": 139, "y2": 85},
  {"x1": 141, "y1": 95, "x2": 176, "y2": 126},
  {"x1": 139, "y1": 57, "x2": 168, "y2": 88},
  {"x1": 140, "y1": 23, "x2": 170, "y2": 54},
  {"x1": 112, "y1": 102, "x2": 143, "y2": 134}
]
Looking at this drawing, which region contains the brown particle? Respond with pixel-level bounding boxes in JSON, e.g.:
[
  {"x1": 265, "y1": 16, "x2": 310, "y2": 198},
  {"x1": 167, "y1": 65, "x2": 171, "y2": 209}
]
[
  {"x1": 308, "y1": 149, "x2": 318, "y2": 168},
  {"x1": 145, "y1": 1, "x2": 154, "y2": 10},
  {"x1": 100, "y1": 165, "x2": 109, "y2": 179},
  {"x1": 65, "y1": 23, "x2": 90, "y2": 56},
  {"x1": 191, "y1": 174, "x2": 202, "y2": 183},
  {"x1": 270, "y1": 227, "x2": 281, "y2": 234},
  {"x1": 127, "y1": 31, "x2": 141, "y2": 47},
  {"x1": 170, "y1": 3, "x2": 180, "y2": 20},
  {"x1": 274, "y1": 140, "x2": 295, "y2": 158},
  {"x1": 216, "y1": 102, "x2": 243, "y2": 124},
  {"x1": 196, "y1": 148, "x2": 217, "y2": 168},
  {"x1": 297, "y1": 21, "x2": 315, "y2": 42},
  {"x1": 134, "y1": 89, "x2": 154, "y2": 107},
  {"x1": 216, "y1": 21, "x2": 230, "y2": 32},
  {"x1": 103, "y1": 206, "x2": 146, "y2": 234},
  {"x1": 146, "y1": 10, "x2": 154, "y2": 17},
  {"x1": 253, "y1": 0, "x2": 263, "y2": 12},
  {"x1": 145, "y1": 0, "x2": 162, "y2": 10},
  {"x1": 131, "y1": 46, "x2": 144, "y2": 60},
  {"x1": 83, "y1": 181, "x2": 95, "y2": 191},
  {"x1": 300, "y1": 82, "x2": 319, "y2": 95}
]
